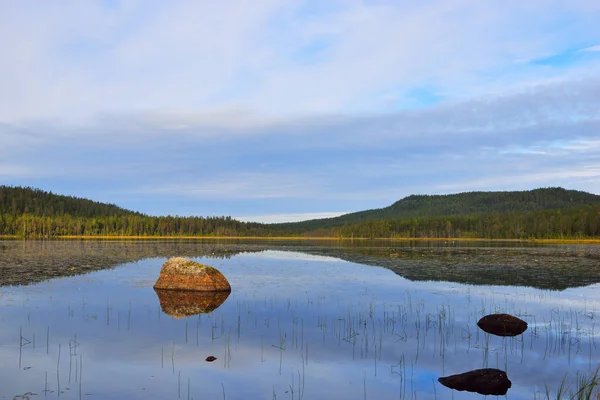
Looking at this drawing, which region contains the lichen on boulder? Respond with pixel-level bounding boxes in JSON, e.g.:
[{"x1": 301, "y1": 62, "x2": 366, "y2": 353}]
[
  {"x1": 477, "y1": 313, "x2": 527, "y2": 337},
  {"x1": 153, "y1": 257, "x2": 231, "y2": 292}
]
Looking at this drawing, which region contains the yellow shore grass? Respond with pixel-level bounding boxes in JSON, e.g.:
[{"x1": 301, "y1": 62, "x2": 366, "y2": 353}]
[{"x1": 1, "y1": 235, "x2": 599, "y2": 244}]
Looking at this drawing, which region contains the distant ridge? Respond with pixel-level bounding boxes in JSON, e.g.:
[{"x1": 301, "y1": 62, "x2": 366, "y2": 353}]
[
  {"x1": 2, "y1": 186, "x2": 599, "y2": 223},
  {"x1": 275, "y1": 187, "x2": 600, "y2": 229},
  {"x1": 1, "y1": 185, "x2": 598, "y2": 239}
]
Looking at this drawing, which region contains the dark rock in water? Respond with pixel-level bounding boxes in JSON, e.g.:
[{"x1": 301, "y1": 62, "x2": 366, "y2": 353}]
[
  {"x1": 438, "y1": 368, "x2": 511, "y2": 395},
  {"x1": 154, "y1": 257, "x2": 231, "y2": 292},
  {"x1": 205, "y1": 356, "x2": 217, "y2": 362},
  {"x1": 154, "y1": 289, "x2": 230, "y2": 318},
  {"x1": 477, "y1": 313, "x2": 527, "y2": 336}
]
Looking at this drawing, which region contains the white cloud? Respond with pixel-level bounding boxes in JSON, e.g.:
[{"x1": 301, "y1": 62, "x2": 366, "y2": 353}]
[
  {"x1": 1, "y1": 74, "x2": 599, "y2": 215},
  {"x1": 1, "y1": 1, "x2": 599, "y2": 122},
  {"x1": 433, "y1": 164, "x2": 600, "y2": 193},
  {"x1": 1, "y1": 2, "x2": 599, "y2": 214},
  {"x1": 0, "y1": 163, "x2": 38, "y2": 178},
  {"x1": 137, "y1": 172, "x2": 327, "y2": 200},
  {"x1": 579, "y1": 44, "x2": 600, "y2": 52}
]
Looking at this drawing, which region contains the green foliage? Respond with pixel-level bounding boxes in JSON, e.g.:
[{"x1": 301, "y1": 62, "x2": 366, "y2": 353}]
[
  {"x1": 0, "y1": 213, "x2": 275, "y2": 237},
  {"x1": 0, "y1": 186, "x2": 271, "y2": 237},
  {"x1": 0, "y1": 186, "x2": 599, "y2": 239},
  {"x1": 293, "y1": 206, "x2": 600, "y2": 239},
  {"x1": 276, "y1": 187, "x2": 600, "y2": 232},
  {"x1": 0, "y1": 186, "x2": 137, "y2": 218},
  {"x1": 542, "y1": 366, "x2": 600, "y2": 399}
]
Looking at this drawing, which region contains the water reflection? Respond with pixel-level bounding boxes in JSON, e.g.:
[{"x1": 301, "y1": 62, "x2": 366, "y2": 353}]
[
  {"x1": 438, "y1": 368, "x2": 512, "y2": 395},
  {"x1": 154, "y1": 289, "x2": 230, "y2": 318},
  {"x1": 477, "y1": 313, "x2": 528, "y2": 337},
  {"x1": 2, "y1": 239, "x2": 600, "y2": 290},
  {"x1": 0, "y1": 245, "x2": 599, "y2": 399}
]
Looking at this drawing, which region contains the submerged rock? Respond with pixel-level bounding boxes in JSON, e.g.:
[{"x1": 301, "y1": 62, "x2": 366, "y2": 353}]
[
  {"x1": 153, "y1": 257, "x2": 231, "y2": 292},
  {"x1": 477, "y1": 313, "x2": 527, "y2": 337},
  {"x1": 438, "y1": 368, "x2": 512, "y2": 395},
  {"x1": 154, "y1": 289, "x2": 230, "y2": 318}
]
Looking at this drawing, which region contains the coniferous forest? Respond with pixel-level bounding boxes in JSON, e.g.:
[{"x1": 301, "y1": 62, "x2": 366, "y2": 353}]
[{"x1": 0, "y1": 185, "x2": 599, "y2": 239}]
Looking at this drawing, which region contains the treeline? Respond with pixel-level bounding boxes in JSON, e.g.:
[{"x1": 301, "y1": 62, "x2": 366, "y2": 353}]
[
  {"x1": 0, "y1": 186, "x2": 599, "y2": 239},
  {"x1": 1, "y1": 206, "x2": 598, "y2": 239},
  {"x1": 295, "y1": 206, "x2": 600, "y2": 239},
  {"x1": 0, "y1": 214, "x2": 274, "y2": 237},
  {"x1": 0, "y1": 186, "x2": 273, "y2": 237}
]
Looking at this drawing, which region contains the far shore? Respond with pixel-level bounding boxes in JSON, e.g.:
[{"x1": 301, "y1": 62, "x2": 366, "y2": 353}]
[{"x1": 1, "y1": 235, "x2": 599, "y2": 244}]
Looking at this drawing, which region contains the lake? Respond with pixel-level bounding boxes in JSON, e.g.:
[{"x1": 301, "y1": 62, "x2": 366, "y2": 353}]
[{"x1": 1, "y1": 239, "x2": 599, "y2": 399}]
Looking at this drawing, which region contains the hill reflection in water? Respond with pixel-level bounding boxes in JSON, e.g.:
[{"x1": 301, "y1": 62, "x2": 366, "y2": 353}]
[
  {"x1": 0, "y1": 244, "x2": 599, "y2": 399},
  {"x1": 1, "y1": 239, "x2": 599, "y2": 290}
]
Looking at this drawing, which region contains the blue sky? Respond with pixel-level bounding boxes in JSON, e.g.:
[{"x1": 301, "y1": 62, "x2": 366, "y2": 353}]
[{"x1": 1, "y1": 1, "x2": 599, "y2": 222}]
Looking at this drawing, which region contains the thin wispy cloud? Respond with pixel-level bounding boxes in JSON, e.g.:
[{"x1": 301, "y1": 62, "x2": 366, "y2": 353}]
[
  {"x1": 579, "y1": 44, "x2": 600, "y2": 52},
  {"x1": 1, "y1": 1, "x2": 599, "y2": 221},
  {"x1": 140, "y1": 172, "x2": 326, "y2": 200},
  {"x1": 0, "y1": 164, "x2": 38, "y2": 178}
]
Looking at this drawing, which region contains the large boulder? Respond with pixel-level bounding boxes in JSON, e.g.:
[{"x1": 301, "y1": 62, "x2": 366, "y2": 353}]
[
  {"x1": 477, "y1": 313, "x2": 527, "y2": 337},
  {"x1": 153, "y1": 257, "x2": 231, "y2": 292},
  {"x1": 438, "y1": 368, "x2": 512, "y2": 395},
  {"x1": 154, "y1": 289, "x2": 230, "y2": 318}
]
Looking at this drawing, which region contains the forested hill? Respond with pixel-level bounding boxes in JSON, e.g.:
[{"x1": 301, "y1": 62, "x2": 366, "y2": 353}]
[
  {"x1": 0, "y1": 186, "x2": 271, "y2": 237},
  {"x1": 275, "y1": 187, "x2": 600, "y2": 231},
  {"x1": 0, "y1": 186, "x2": 139, "y2": 218},
  {"x1": 0, "y1": 186, "x2": 599, "y2": 239}
]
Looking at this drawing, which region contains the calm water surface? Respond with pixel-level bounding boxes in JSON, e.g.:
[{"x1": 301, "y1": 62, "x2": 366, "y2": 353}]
[{"x1": 0, "y1": 240, "x2": 599, "y2": 399}]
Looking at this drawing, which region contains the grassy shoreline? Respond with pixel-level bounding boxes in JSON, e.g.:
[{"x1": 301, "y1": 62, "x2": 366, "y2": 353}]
[{"x1": 1, "y1": 234, "x2": 599, "y2": 244}]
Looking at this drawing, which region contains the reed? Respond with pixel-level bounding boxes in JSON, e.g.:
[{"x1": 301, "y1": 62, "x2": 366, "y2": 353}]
[{"x1": 541, "y1": 366, "x2": 600, "y2": 399}]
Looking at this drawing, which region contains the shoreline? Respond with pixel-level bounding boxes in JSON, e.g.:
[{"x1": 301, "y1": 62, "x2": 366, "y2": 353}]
[{"x1": 1, "y1": 235, "x2": 599, "y2": 244}]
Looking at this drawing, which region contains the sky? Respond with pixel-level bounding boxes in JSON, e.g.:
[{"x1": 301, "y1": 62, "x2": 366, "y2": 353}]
[{"x1": 1, "y1": 0, "x2": 599, "y2": 223}]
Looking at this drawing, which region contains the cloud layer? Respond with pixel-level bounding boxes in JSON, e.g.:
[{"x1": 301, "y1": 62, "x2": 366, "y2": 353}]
[{"x1": 1, "y1": 1, "x2": 599, "y2": 220}]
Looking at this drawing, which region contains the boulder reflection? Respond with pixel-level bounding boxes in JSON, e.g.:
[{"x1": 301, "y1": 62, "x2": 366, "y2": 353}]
[
  {"x1": 154, "y1": 289, "x2": 230, "y2": 318},
  {"x1": 438, "y1": 368, "x2": 511, "y2": 395},
  {"x1": 477, "y1": 313, "x2": 528, "y2": 337}
]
